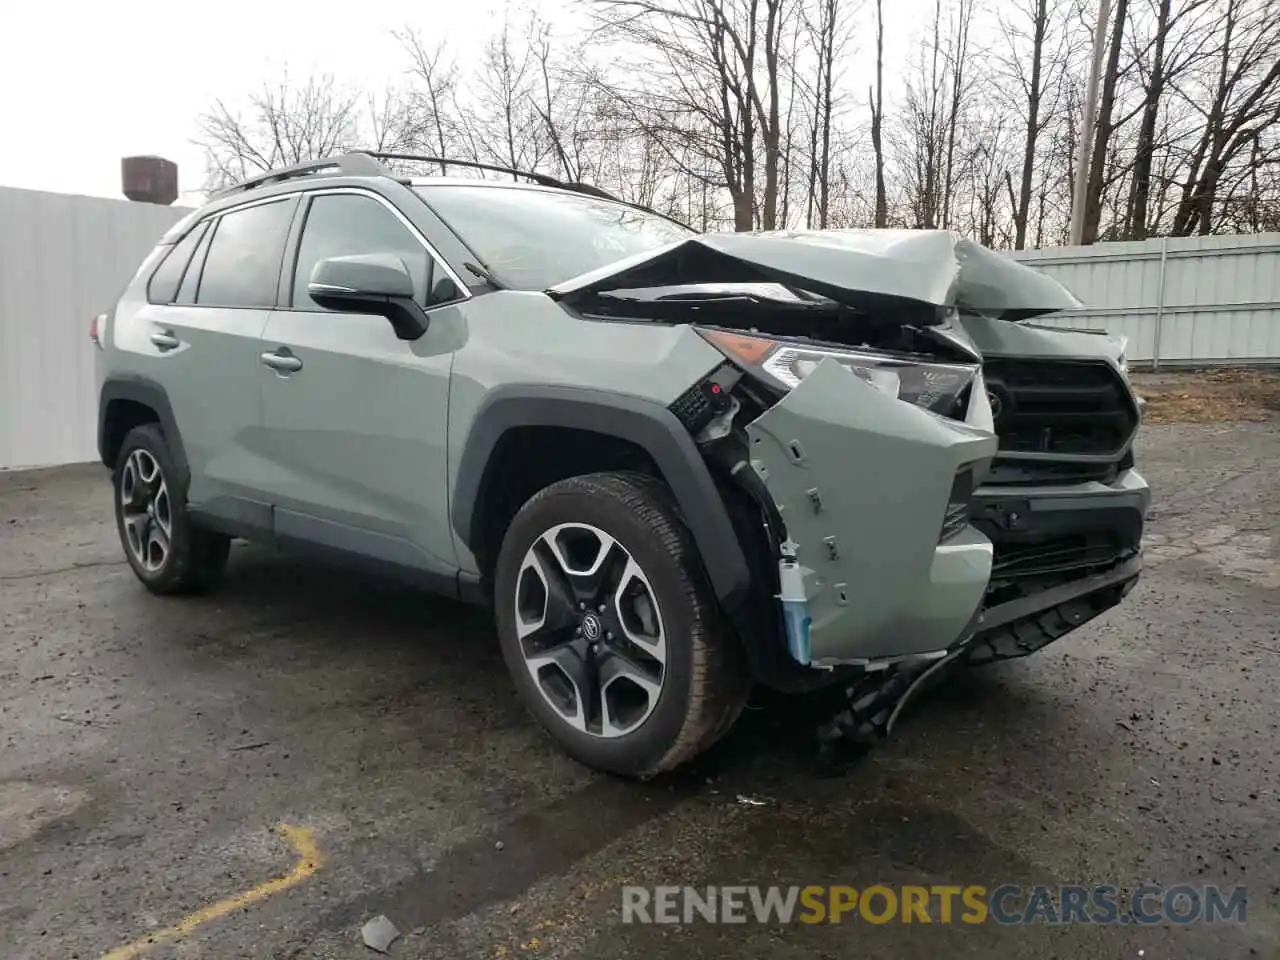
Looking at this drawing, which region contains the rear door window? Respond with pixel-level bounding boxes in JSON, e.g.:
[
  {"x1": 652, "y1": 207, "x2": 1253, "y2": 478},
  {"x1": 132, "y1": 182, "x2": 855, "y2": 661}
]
[
  {"x1": 146, "y1": 221, "x2": 209, "y2": 304},
  {"x1": 195, "y1": 198, "x2": 297, "y2": 308},
  {"x1": 176, "y1": 221, "x2": 215, "y2": 305}
]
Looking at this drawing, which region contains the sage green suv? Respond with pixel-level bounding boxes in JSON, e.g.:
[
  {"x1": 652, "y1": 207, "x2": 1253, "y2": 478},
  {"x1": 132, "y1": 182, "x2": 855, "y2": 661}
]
[{"x1": 95, "y1": 152, "x2": 1148, "y2": 777}]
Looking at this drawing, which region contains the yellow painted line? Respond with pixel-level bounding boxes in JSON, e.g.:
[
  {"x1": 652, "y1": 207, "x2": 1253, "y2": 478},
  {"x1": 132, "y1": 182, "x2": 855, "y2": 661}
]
[{"x1": 100, "y1": 823, "x2": 322, "y2": 960}]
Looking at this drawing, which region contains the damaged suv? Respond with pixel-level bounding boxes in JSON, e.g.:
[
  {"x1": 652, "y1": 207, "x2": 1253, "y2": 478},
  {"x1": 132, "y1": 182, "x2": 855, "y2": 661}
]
[{"x1": 95, "y1": 152, "x2": 1148, "y2": 777}]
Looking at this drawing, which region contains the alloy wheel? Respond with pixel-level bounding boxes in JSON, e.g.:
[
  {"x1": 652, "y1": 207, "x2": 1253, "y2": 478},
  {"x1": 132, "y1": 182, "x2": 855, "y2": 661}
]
[
  {"x1": 120, "y1": 449, "x2": 172, "y2": 573},
  {"x1": 514, "y1": 522, "x2": 667, "y2": 738}
]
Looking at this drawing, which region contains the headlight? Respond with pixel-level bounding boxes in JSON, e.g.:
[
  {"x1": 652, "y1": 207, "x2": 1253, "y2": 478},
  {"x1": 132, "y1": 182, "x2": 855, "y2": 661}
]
[{"x1": 697, "y1": 327, "x2": 982, "y2": 420}]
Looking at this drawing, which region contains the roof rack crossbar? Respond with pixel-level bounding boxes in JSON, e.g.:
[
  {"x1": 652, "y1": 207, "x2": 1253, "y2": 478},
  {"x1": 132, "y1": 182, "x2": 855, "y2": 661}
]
[{"x1": 214, "y1": 153, "x2": 392, "y2": 198}]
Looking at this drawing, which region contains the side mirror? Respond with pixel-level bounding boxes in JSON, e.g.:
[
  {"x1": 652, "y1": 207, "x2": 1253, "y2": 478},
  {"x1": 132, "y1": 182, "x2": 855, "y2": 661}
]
[{"x1": 307, "y1": 254, "x2": 428, "y2": 340}]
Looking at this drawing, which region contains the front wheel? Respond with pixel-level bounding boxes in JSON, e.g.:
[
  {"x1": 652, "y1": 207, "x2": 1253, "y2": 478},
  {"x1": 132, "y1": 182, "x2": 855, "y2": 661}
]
[
  {"x1": 493, "y1": 472, "x2": 748, "y2": 778},
  {"x1": 113, "y1": 424, "x2": 230, "y2": 595}
]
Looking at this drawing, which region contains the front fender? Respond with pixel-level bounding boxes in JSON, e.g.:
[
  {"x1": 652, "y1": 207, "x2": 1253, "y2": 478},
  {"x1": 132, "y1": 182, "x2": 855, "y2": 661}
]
[{"x1": 450, "y1": 384, "x2": 752, "y2": 610}]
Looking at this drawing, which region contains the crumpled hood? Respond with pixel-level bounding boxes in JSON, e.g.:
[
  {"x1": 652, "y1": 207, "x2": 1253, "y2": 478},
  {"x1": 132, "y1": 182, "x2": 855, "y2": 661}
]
[{"x1": 547, "y1": 229, "x2": 1083, "y2": 322}]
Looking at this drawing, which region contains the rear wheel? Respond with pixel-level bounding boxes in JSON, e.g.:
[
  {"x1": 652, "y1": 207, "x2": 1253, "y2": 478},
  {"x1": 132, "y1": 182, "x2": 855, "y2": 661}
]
[
  {"x1": 113, "y1": 424, "x2": 230, "y2": 595},
  {"x1": 494, "y1": 472, "x2": 748, "y2": 778}
]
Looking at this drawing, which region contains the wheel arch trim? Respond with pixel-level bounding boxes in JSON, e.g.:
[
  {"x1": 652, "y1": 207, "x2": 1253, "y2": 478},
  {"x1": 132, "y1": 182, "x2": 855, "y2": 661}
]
[
  {"x1": 98, "y1": 376, "x2": 189, "y2": 486},
  {"x1": 451, "y1": 384, "x2": 752, "y2": 609}
]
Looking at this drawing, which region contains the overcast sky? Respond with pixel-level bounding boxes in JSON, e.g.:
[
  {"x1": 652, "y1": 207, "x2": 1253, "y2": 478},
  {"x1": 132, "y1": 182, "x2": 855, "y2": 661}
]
[{"x1": 1, "y1": 0, "x2": 930, "y2": 203}]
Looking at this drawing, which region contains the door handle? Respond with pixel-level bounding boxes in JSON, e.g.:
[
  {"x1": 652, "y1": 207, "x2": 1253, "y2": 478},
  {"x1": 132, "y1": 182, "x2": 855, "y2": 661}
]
[
  {"x1": 260, "y1": 350, "x2": 303, "y2": 374},
  {"x1": 150, "y1": 330, "x2": 180, "y2": 351}
]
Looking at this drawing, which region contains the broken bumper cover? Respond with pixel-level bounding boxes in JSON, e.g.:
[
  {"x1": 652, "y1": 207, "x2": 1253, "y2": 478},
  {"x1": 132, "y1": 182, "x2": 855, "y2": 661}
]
[
  {"x1": 746, "y1": 358, "x2": 998, "y2": 667},
  {"x1": 966, "y1": 551, "x2": 1142, "y2": 663},
  {"x1": 964, "y1": 467, "x2": 1149, "y2": 662}
]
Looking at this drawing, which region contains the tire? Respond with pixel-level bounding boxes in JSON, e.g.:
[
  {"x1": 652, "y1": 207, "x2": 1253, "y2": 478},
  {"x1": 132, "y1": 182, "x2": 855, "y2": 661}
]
[
  {"x1": 113, "y1": 423, "x2": 231, "y2": 595},
  {"x1": 493, "y1": 471, "x2": 749, "y2": 778}
]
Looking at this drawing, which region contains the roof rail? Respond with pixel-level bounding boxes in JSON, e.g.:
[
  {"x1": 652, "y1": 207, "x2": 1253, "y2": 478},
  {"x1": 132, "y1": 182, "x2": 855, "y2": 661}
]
[
  {"x1": 209, "y1": 150, "x2": 690, "y2": 230},
  {"x1": 212, "y1": 153, "x2": 392, "y2": 198},
  {"x1": 363, "y1": 152, "x2": 569, "y2": 188},
  {"x1": 359, "y1": 152, "x2": 632, "y2": 205}
]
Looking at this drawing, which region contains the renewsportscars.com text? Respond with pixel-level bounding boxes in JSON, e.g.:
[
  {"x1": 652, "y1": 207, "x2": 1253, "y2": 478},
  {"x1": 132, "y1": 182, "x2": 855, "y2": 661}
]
[{"x1": 621, "y1": 884, "x2": 1247, "y2": 926}]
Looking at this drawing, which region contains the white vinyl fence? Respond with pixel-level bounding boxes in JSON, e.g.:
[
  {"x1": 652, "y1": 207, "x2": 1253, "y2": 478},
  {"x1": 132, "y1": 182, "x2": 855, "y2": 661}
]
[
  {"x1": 0, "y1": 187, "x2": 191, "y2": 470},
  {"x1": 1, "y1": 186, "x2": 1278, "y2": 470},
  {"x1": 1013, "y1": 233, "x2": 1280, "y2": 368}
]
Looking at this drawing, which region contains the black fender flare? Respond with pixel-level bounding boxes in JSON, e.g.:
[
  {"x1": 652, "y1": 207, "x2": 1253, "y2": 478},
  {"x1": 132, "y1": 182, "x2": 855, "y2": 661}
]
[
  {"x1": 451, "y1": 384, "x2": 752, "y2": 610},
  {"x1": 98, "y1": 376, "x2": 189, "y2": 487}
]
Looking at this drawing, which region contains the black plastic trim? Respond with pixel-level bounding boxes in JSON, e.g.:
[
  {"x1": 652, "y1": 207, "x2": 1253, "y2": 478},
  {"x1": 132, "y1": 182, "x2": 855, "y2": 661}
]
[
  {"x1": 189, "y1": 497, "x2": 488, "y2": 606},
  {"x1": 971, "y1": 489, "x2": 1146, "y2": 551},
  {"x1": 451, "y1": 384, "x2": 752, "y2": 610},
  {"x1": 189, "y1": 496, "x2": 274, "y2": 544},
  {"x1": 98, "y1": 377, "x2": 188, "y2": 485},
  {"x1": 273, "y1": 531, "x2": 464, "y2": 599},
  {"x1": 965, "y1": 553, "x2": 1142, "y2": 664}
]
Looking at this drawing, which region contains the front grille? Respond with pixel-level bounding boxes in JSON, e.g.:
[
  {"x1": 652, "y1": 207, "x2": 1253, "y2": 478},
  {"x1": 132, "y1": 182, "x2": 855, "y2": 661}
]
[
  {"x1": 984, "y1": 358, "x2": 1137, "y2": 459},
  {"x1": 984, "y1": 460, "x2": 1120, "y2": 485},
  {"x1": 990, "y1": 533, "x2": 1127, "y2": 580}
]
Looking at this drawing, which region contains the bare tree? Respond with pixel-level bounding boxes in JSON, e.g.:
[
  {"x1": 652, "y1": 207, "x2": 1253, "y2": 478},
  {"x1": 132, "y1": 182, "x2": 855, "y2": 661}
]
[
  {"x1": 1169, "y1": 0, "x2": 1280, "y2": 235},
  {"x1": 590, "y1": 0, "x2": 796, "y2": 230},
  {"x1": 895, "y1": 0, "x2": 954, "y2": 229},
  {"x1": 869, "y1": 0, "x2": 888, "y2": 226},
  {"x1": 472, "y1": 15, "x2": 551, "y2": 174},
  {"x1": 1079, "y1": 0, "x2": 1131, "y2": 244},
  {"x1": 195, "y1": 73, "x2": 363, "y2": 190},
  {"x1": 194, "y1": 0, "x2": 1280, "y2": 245},
  {"x1": 999, "y1": 0, "x2": 1058, "y2": 248},
  {"x1": 940, "y1": 0, "x2": 976, "y2": 229},
  {"x1": 799, "y1": 0, "x2": 849, "y2": 227},
  {"x1": 1125, "y1": 0, "x2": 1171, "y2": 237},
  {"x1": 397, "y1": 30, "x2": 461, "y2": 171}
]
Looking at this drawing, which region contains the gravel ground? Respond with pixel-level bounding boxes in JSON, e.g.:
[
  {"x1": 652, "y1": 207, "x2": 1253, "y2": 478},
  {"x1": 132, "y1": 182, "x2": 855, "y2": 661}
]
[{"x1": 1, "y1": 420, "x2": 1277, "y2": 959}]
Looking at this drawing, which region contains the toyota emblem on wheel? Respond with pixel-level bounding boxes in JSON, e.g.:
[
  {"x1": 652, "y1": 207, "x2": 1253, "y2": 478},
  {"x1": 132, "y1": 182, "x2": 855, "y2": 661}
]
[{"x1": 581, "y1": 613, "x2": 603, "y2": 641}]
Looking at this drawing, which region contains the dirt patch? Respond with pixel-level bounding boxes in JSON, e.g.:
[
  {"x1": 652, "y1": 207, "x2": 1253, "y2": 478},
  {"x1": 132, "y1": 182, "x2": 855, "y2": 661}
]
[
  {"x1": 0, "y1": 782, "x2": 89, "y2": 850},
  {"x1": 1131, "y1": 367, "x2": 1280, "y2": 423}
]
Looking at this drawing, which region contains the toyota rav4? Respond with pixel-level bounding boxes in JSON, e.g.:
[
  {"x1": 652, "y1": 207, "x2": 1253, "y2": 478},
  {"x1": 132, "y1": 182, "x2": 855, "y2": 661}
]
[{"x1": 94, "y1": 152, "x2": 1148, "y2": 777}]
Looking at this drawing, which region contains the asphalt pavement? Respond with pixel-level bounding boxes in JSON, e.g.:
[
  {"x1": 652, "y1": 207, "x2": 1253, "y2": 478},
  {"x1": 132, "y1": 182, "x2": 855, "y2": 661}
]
[{"x1": 1, "y1": 421, "x2": 1277, "y2": 959}]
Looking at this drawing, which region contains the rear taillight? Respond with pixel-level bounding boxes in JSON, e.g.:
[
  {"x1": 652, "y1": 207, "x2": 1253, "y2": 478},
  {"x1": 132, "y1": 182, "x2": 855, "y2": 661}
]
[{"x1": 90, "y1": 313, "x2": 105, "y2": 349}]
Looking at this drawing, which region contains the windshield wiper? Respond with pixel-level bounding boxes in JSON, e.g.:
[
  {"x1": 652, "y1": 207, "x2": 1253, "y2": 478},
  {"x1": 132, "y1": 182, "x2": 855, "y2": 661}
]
[{"x1": 463, "y1": 261, "x2": 504, "y2": 289}]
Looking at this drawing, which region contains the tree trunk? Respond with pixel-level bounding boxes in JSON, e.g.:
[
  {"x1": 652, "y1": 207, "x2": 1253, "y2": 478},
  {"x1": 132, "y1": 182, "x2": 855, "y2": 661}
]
[
  {"x1": 871, "y1": 0, "x2": 887, "y2": 227},
  {"x1": 941, "y1": 0, "x2": 972, "y2": 231},
  {"x1": 817, "y1": 0, "x2": 835, "y2": 227},
  {"x1": 1127, "y1": 0, "x2": 1170, "y2": 239},
  {"x1": 1081, "y1": 0, "x2": 1129, "y2": 245},
  {"x1": 1013, "y1": 0, "x2": 1048, "y2": 249}
]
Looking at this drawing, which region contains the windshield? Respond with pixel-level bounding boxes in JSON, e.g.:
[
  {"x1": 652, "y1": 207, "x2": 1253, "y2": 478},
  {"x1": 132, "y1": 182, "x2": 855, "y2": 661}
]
[{"x1": 415, "y1": 184, "x2": 695, "y2": 290}]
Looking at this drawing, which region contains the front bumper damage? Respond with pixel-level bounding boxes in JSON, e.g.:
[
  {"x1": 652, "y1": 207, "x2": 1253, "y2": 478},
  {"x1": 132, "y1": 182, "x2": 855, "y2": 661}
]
[
  {"x1": 552, "y1": 225, "x2": 1151, "y2": 759},
  {"x1": 736, "y1": 359, "x2": 1149, "y2": 764},
  {"x1": 745, "y1": 356, "x2": 998, "y2": 667},
  {"x1": 967, "y1": 469, "x2": 1148, "y2": 663}
]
